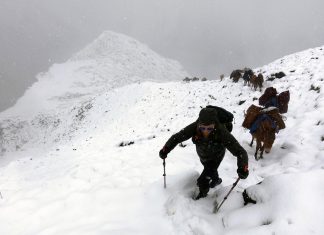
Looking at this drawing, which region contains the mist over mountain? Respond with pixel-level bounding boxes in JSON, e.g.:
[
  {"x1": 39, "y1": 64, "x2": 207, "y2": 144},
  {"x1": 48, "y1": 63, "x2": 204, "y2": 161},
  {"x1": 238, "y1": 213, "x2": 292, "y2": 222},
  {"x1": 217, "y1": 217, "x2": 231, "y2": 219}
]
[
  {"x1": 1, "y1": 0, "x2": 324, "y2": 111},
  {"x1": 0, "y1": 31, "x2": 188, "y2": 155}
]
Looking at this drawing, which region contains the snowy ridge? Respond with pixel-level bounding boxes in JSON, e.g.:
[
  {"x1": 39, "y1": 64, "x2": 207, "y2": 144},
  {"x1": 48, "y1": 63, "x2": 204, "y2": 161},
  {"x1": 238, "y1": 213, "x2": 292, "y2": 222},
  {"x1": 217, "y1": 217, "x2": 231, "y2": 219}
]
[
  {"x1": 0, "y1": 39, "x2": 324, "y2": 234},
  {"x1": 0, "y1": 31, "x2": 189, "y2": 154},
  {"x1": 2, "y1": 31, "x2": 187, "y2": 116}
]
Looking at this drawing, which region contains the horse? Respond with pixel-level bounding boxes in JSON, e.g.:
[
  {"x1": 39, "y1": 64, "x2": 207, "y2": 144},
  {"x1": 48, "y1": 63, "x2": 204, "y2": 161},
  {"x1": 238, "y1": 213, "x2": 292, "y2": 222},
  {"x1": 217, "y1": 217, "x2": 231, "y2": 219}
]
[
  {"x1": 250, "y1": 73, "x2": 264, "y2": 91},
  {"x1": 249, "y1": 114, "x2": 277, "y2": 160},
  {"x1": 230, "y1": 70, "x2": 242, "y2": 83},
  {"x1": 242, "y1": 69, "x2": 254, "y2": 86}
]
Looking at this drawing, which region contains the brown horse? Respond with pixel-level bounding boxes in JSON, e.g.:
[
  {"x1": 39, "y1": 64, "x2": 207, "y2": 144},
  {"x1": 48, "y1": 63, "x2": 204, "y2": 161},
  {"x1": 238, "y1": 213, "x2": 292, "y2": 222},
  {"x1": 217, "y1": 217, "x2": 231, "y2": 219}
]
[
  {"x1": 249, "y1": 115, "x2": 276, "y2": 160},
  {"x1": 230, "y1": 70, "x2": 242, "y2": 83},
  {"x1": 250, "y1": 73, "x2": 264, "y2": 91}
]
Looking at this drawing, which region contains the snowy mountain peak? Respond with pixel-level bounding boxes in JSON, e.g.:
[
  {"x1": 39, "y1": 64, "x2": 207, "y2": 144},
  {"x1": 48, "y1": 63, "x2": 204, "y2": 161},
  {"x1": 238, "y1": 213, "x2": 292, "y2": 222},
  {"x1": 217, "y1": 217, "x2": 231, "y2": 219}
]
[
  {"x1": 72, "y1": 30, "x2": 156, "y2": 61},
  {"x1": 0, "y1": 31, "x2": 189, "y2": 154},
  {"x1": 1, "y1": 31, "x2": 189, "y2": 117},
  {"x1": 67, "y1": 30, "x2": 189, "y2": 88}
]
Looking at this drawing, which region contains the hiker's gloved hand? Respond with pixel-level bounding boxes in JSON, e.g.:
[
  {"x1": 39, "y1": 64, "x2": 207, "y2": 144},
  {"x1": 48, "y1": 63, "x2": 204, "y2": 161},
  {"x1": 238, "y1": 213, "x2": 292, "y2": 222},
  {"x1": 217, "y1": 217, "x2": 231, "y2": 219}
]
[
  {"x1": 192, "y1": 135, "x2": 201, "y2": 144},
  {"x1": 237, "y1": 165, "x2": 249, "y2": 179},
  {"x1": 159, "y1": 146, "x2": 169, "y2": 159}
]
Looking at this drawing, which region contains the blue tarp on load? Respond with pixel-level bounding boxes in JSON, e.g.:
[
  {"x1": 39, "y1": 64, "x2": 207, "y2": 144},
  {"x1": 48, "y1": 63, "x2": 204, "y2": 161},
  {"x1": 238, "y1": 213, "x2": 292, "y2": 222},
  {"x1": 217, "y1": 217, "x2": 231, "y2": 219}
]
[{"x1": 249, "y1": 114, "x2": 276, "y2": 134}]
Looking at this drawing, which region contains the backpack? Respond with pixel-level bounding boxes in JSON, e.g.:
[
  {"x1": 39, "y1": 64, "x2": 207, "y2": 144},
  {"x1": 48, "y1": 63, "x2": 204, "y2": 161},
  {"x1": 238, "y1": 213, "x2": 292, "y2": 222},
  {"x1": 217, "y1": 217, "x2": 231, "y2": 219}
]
[
  {"x1": 259, "y1": 87, "x2": 278, "y2": 107},
  {"x1": 206, "y1": 105, "x2": 234, "y2": 132},
  {"x1": 277, "y1": 90, "x2": 290, "y2": 114}
]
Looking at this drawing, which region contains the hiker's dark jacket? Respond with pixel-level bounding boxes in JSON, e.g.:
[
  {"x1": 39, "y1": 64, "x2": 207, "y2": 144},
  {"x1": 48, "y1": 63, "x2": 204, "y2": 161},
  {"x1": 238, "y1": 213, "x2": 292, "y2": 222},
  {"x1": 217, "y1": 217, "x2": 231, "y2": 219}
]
[{"x1": 164, "y1": 121, "x2": 248, "y2": 168}]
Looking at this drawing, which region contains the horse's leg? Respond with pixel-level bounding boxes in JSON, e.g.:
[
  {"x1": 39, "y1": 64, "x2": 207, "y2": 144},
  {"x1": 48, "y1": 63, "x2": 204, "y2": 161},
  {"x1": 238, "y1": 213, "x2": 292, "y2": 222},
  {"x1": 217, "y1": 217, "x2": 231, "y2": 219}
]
[
  {"x1": 250, "y1": 136, "x2": 254, "y2": 147},
  {"x1": 255, "y1": 139, "x2": 261, "y2": 160},
  {"x1": 254, "y1": 148, "x2": 259, "y2": 160},
  {"x1": 260, "y1": 142, "x2": 264, "y2": 159}
]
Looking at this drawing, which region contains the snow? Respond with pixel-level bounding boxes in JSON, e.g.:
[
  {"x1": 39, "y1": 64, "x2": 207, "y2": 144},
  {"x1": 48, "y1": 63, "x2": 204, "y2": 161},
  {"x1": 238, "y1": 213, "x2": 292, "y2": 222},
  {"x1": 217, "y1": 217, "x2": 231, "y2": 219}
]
[
  {"x1": 0, "y1": 31, "x2": 189, "y2": 154},
  {"x1": 1, "y1": 31, "x2": 187, "y2": 118},
  {"x1": 0, "y1": 31, "x2": 324, "y2": 234}
]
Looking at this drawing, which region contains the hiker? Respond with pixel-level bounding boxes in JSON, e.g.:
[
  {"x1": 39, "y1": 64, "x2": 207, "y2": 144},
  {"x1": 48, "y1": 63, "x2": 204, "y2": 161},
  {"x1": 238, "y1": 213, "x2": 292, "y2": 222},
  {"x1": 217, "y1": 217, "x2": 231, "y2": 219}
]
[{"x1": 159, "y1": 107, "x2": 249, "y2": 200}]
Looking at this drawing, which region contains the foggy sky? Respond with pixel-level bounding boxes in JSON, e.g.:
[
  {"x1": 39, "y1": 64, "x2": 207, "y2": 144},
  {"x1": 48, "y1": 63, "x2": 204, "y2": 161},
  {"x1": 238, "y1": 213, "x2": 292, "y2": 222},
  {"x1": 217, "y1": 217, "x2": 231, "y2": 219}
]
[{"x1": 1, "y1": 0, "x2": 324, "y2": 111}]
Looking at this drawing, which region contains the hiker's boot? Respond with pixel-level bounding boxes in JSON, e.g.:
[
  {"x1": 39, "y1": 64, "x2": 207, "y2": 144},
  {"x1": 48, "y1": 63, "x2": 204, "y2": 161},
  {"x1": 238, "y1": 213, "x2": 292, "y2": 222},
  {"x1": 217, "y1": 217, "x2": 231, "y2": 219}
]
[
  {"x1": 209, "y1": 178, "x2": 222, "y2": 188},
  {"x1": 194, "y1": 188, "x2": 209, "y2": 200}
]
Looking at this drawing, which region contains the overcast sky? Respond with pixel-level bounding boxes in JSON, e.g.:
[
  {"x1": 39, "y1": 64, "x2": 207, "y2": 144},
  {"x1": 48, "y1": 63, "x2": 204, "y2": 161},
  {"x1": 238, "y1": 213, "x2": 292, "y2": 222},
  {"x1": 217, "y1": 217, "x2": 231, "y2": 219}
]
[{"x1": 1, "y1": 0, "x2": 324, "y2": 111}]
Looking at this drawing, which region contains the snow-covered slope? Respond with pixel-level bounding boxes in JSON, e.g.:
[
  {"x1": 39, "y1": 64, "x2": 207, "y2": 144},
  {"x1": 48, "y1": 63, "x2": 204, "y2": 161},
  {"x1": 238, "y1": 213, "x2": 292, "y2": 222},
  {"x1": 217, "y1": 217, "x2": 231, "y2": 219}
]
[
  {"x1": 0, "y1": 31, "x2": 188, "y2": 155},
  {"x1": 0, "y1": 37, "x2": 324, "y2": 234}
]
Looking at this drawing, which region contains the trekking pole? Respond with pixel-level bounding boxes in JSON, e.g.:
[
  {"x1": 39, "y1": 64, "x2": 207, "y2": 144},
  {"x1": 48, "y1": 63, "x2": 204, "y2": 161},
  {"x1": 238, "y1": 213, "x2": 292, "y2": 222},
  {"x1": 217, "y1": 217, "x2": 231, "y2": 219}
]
[
  {"x1": 163, "y1": 159, "x2": 166, "y2": 188},
  {"x1": 215, "y1": 177, "x2": 240, "y2": 212}
]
